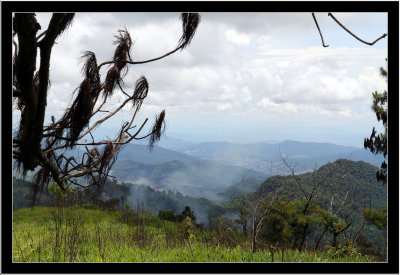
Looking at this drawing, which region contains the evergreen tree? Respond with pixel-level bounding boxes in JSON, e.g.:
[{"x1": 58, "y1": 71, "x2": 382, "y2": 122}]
[
  {"x1": 364, "y1": 61, "x2": 387, "y2": 184},
  {"x1": 178, "y1": 206, "x2": 197, "y2": 224}
]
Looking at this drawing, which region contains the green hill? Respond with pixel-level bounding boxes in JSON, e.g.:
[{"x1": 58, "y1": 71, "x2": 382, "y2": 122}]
[
  {"x1": 261, "y1": 159, "x2": 386, "y2": 210},
  {"x1": 258, "y1": 159, "x2": 387, "y2": 254}
]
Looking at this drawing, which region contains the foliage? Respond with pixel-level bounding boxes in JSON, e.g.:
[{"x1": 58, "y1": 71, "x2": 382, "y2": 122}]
[
  {"x1": 179, "y1": 216, "x2": 196, "y2": 241},
  {"x1": 316, "y1": 208, "x2": 352, "y2": 247},
  {"x1": 178, "y1": 206, "x2": 197, "y2": 224},
  {"x1": 363, "y1": 205, "x2": 387, "y2": 231},
  {"x1": 158, "y1": 210, "x2": 178, "y2": 222},
  {"x1": 324, "y1": 238, "x2": 360, "y2": 259},
  {"x1": 364, "y1": 62, "x2": 387, "y2": 184},
  {"x1": 227, "y1": 159, "x2": 386, "y2": 254},
  {"x1": 282, "y1": 200, "x2": 322, "y2": 248},
  {"x1": 48, "y1": 182, "x2": 74, "y2": 206}
]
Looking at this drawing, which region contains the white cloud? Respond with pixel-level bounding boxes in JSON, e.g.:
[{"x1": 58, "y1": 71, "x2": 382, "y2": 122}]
[
  {"x1": 358, "y1": 66, "x2": 387, "y2": 94},
  {"x1": 217, "y1": 103, "x2": 233, "y2": 111},
  {"x1": 13, "y1": 12, "x2": 388, "y2": 144},
  {"x1": 225, "y1": 29, "x2": 251, "y2": 45}
]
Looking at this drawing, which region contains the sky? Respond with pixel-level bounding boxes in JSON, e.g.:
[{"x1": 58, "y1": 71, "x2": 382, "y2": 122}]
[{"x1": 12, "y1": 12, "x2": 388, "y2": 148}]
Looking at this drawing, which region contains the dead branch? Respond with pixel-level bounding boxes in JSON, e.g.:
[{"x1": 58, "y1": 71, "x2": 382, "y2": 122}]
[
  {"x1": 328, "y1": 13, "x2": 387, "y2": 46},
  {"x1": 312, "y1": 13, "x2": 329, "y2": 47}
]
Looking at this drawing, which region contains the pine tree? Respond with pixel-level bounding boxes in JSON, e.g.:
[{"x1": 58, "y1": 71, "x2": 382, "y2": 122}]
[{"x1": 364, "y1": 61, "x2": 387, "y2": 184}]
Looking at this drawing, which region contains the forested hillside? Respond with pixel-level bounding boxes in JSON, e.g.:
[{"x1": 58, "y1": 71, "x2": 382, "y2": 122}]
[
  {"x1": 236, "y1": 159, "x2": 387, "y2": 255},
  {"x1": 111, "y1": 159, "x2": 266, "y2": 199},
  {"x1": 218, "y1": 178, "x2": 264, "y2": 199}
]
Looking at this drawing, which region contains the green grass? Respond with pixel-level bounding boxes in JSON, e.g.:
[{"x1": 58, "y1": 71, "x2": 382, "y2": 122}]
[{"x1": 13, "y1": 206, "x2": 377, "y2": 262}]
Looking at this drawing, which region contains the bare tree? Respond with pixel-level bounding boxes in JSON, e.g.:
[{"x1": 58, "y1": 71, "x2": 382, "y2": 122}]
[
  {"x1": 248, "y1": 178, "x2": 285, "y2": 253},
  {"x1": 315, "y1": 191, "x2": 354, "y2": 249},
  {"x1": 12, "y1": 13, "x2": 201, "y2": 195},
  {"x1": 226, "y1": 178, "x2": 251, "y2": 234},
  {"x1": 314, "y1": 171, "x2": 354, "y2": 249},
  {"x1": 281, "y1": 154, "x2": 349, "y2": 251}
]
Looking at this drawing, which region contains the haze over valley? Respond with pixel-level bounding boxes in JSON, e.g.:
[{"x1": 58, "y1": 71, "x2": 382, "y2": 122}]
[{"x1": 109, "y1": 137, "x2": 385, "y2": 199}]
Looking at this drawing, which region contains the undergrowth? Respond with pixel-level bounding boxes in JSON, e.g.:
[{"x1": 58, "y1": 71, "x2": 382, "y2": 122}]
[{"x1": 13, "y1": 206, "x2": 378, "y2": 262}]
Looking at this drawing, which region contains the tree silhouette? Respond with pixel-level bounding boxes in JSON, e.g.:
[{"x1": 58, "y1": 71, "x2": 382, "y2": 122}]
[
  {"x1": 12, "y1": 13, "x2": 201, "y2": 196},
  {"x1": 364, "y1": 63, "x2": 387, "y2": 184}
]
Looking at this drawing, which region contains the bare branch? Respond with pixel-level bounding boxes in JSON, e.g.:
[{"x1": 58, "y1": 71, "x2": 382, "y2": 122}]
[
  {"x1": 94, "y1": 13, "x2": 200, "y2": 69},
  {"x1": 37, "y1": 152, "x2": 64, "y2": 191},
  {"x1": 328, "y1": 13, "x2": 387, "y2": 46},
  {"x1": 62, "y1": 167, "x2": 100, "y2": 182},
  {"x1": 36, "y1": 30, "x2": 47, "y2": 42},
  {"x1": 78, "y1": 94, "x2": 136, "y2": 140},
  {"x1": 312, "y1": 13, "x2": 329, "y2": 47},
  {"x1": 280, "y1": 153, "x2": 308, "y2": 199}
]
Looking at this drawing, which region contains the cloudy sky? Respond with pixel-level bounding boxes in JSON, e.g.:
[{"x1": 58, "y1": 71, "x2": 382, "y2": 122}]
[{"x1": 13, "y1": 12, "x2": 388, "y2": 147}]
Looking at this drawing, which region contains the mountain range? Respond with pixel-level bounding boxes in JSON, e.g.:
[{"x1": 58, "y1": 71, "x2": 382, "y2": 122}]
[
  {"x1": 113, "y1": 139, "x2": 384, "y2": 176},
  {"x1": 179, "y1": 139, "x2": 384, "y2": 174}
]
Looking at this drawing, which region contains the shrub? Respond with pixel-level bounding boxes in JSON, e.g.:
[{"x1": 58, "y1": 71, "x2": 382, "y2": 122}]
[{"x1": 158, "y1": 210, "x2": 178, "y2": 222}]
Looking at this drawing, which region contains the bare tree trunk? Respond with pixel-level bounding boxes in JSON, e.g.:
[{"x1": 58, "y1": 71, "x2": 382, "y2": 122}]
[
  {"x1": 14, "y1": 14, "x2": 41, "y2": 171},
  {"x1": 315, "y1": 225, "x2": 328, "y2": 250},
  {"x1": 251, "y1": 218, "x2": 261, "y2": 253},
  {"x1": 298, "y1": 223, "x2": 309, "y2": 251},
  {"x1": 251, "y1": 221, "x2": 257, "y2": 253},
  {"x1": 332, "y1": 233, "x2": 338, "y2": 248},
  {"x1": 269, "y1": 244, "x2": 274, "y2": 262}
]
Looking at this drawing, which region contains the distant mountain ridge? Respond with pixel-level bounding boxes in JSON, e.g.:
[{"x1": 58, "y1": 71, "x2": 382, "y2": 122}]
[
  {"x1": 117, "y1": 144, "x2": 197, "y2": 164},
  {"x1": 174, "y1": 139, "x2": 384, "y2": 174},
  {"x1": 60, "y1": 138, "x2": 382, "y2": 175}
]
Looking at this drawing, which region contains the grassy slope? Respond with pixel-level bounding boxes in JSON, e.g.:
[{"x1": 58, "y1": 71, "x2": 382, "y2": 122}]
[{"x1": 13, "y1": 206, "x2": 377, "y2": 263}]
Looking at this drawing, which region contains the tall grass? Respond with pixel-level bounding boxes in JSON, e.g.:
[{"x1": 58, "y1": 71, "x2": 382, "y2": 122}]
[{"x1": 13, "y1": 206, "x2": 378, "y2": 262}]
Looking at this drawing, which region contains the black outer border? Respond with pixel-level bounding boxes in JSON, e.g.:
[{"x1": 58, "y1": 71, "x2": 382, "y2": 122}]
[{"x1": 1, "y1": 1, "x2": 399, "y2": 274}]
